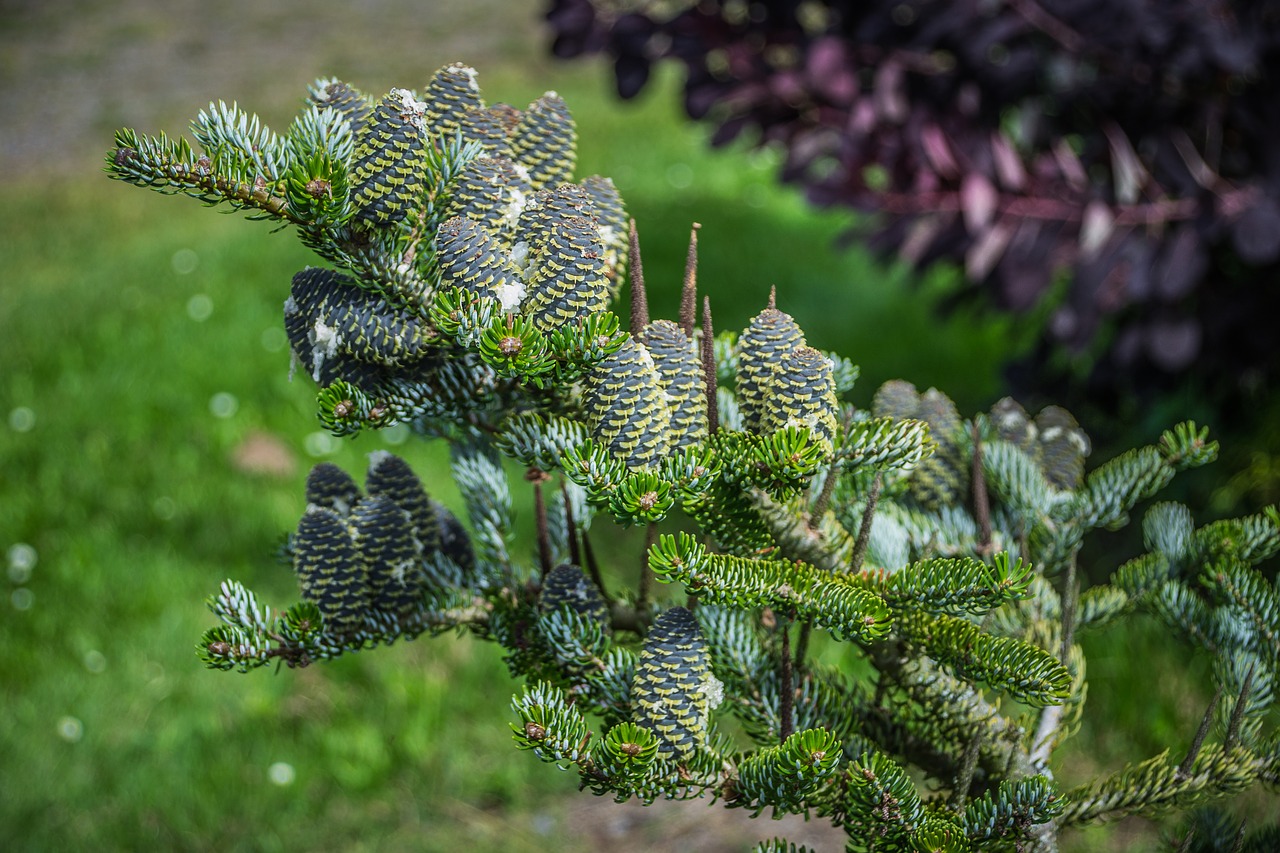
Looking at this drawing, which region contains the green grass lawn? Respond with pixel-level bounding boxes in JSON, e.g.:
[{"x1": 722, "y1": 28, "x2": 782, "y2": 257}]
[{"x1": 0, "y1": 50, "x2": 1262, "y2": 852}]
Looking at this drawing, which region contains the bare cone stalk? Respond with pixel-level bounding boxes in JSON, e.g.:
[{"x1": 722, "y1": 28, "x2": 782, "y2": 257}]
[{"x1": 679, "y1": 223, "x2": 700, "y2": 337}]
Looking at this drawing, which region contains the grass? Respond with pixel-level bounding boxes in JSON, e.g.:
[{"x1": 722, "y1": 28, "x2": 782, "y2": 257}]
[{"x1": 0, "y1": 49, "x2": 1265, "y2": 853}]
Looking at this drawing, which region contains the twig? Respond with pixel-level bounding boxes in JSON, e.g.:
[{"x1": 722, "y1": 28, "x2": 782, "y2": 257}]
[
  {"x1": 1058, "y1": 555, "x2": 1078, "y2": 667},
  {"x1": 561, "y1": 480, "x2": 581, "y2": 570},
  {"x1": 794, "y1": 621, "x2": 812, "y2": 673},
  {"x1": 809, "y1": 457, "x2": 841, "y2": 524},
  {"x1": 951, "y1": 727, "x2": 983, "y2": 812},
  {"x1": 528, "y1": 468, "x2": 553, "y2": 577},
  {"x1": 1177, "y1": 683, "x2": 1223, "y2": 780},
  {"x1": 581, "y1": 528, "x2": 605, "y2": 600},
  {"x1": 970, "y1": 420, "x2": 993, "y2": 556},
  {"x1": 849, "y1": 471, "x2": 883, "y2": 573},
  {"x1": 1224, "y1": 664, "x2": 1256, "y2": 753},
  {"x1": 779, "y1": 616, "x2": 794, "y2": 743},
  {"x1": 638, "y1": 522, "x2": 658, "y2": 610}
]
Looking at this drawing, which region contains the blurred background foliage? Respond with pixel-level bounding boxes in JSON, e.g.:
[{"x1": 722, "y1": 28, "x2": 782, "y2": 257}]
[{"x1": 0, "y1": 1, "x2": 1272, "y2": 850}]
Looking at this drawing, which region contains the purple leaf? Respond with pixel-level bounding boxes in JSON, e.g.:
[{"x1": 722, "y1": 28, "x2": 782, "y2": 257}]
[
  {"x1": 990, "y1": 133, "x2": 1026, "y2": 191},
  {"x1": 1079, "y1": 200, "x2": 1115, "y2": 260},
  {"x1": 1104, "y1": 123, "x2": 1148, "y2": 205},
  {"x1": 960, "y1": 172, "x2": 999, "y2": 234},
  {"x1": 965, "y1": 219, "x2": 1014, "y2": 280},
  {"x1": 920, "y1": 124, "x2": 959, "y2": 179}
]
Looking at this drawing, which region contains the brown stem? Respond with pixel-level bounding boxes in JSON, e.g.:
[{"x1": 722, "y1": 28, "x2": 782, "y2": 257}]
[
  {"x1": 810, "y1": 459, "x2": 841, "y2": 524},
  {"x1": 794, "y1": 620, "x2": 812, "y2": 672},
  {"x1": 779, "y1": 616, "x2": 794, "y2": 744},
  {"x1": 638, "y1": 522, "x2": 658, "y2": 609},
  {"x1": 1224, "y1": 664, "x2": 1256, "y2": 753},
  {"x1": 1177, "y1": 683, "x2": 1223, "y2": 780},
  {"x1": 970, "y1": 420, "x2": 993, "y2": 557},
  {"x1": 529, "y1": 469, "x2": 553, "y2": 578},
  {"x1": 581, "y1": 528, "x2": 606, "y2": 601},
  {"x1": 678, "y1": 223, "x2": 700, "y2": 338},
  {"x1": 561, "y1": 480, "x2": 581, "y2": 569},
  {"x1": 951, "y1": 727, "x2": 983, "y2": 812},
  {"x1": 850, "y1": 471, "x2": 884, "y2": 573},
  {"x1": 1058, "y1": 555, "x2": 1078, "y2": 666}
]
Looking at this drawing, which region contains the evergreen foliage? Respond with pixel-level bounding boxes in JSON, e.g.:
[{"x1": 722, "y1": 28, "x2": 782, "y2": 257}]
[{"x1": 109, "y1": 63, "x2": 1278, "y2": 851}]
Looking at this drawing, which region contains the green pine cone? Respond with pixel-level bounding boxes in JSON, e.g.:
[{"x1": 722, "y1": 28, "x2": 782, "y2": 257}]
[
  {"x1": 508, "y1": 92, "x2": 576, "y2": 189},
  {"x1": 286, "y1": 267, "x2": 433, "y2": 375},
  {"x1": 631, "y1": 606, "x2": 719, "y2": 761},
  {"x1": 348, "y1": 495, "x2": 421, "y2": 616},
  {"x1": 579, "y1": 175, "x2": 628, "y2": 293},
  {"x1": 871, "y1": 379, "x2": 922, "y2": 421},
  {"x1": 989, "y1": 397, "x2": 1037, "y2": 457},
  {"x1": 420, "y1": 63, "x2": 485, "y2": 141},
  {"x1": 911, "y1": 388, "x2": 969, "y2": 509},
  {"x1": 348, "y1": 89, "x2": 427, "y2": 225},
  {"x1": 582, "y1": 337, "x2": 672, "y2": 469},
  {"x1": 305, "y1": 462, "x2": 363, "y2": 516},
  {"x1": 515, "y1": 184, "x2": 595, "y2": 252},
  {"x1": 365, "y1": 451, "x2": 442, "y2": 556},
  {"x1": 539, "y1": 563, "x2": 609, "y2": 625},
  {"x1": 434, "y1": 503, "x2": 476, "y2": 577},
  {"x1": 522, "y1": 212, "x2": 609, "y2": 332},
  {"x1": 440, "y1": 156, "x2": 533, "y2": 243},
  {"x1": 736, "y1": 306, "x2": 806, "y2": 432},
  {"x1": 293, "y1": 506, "x2": 368, "y2": 637},
  {"x1": 643, "y1": 320, "x2": 708, "y2": 449},
  {"x1": 307, "y1": 78, "x2": 373, "y2": 133},
  {"x1": 1035, "y1": 405, "x2": 1090, "y2": 490},
  {"x1": 458, "y1": 103, "x2": 519, "y2": 156},
  {"x1": 757, "y1": 345, "x2": 839, "y2": 450},
  {"x1": 435, "y1": 216, "x2": 525, "y2": 304}
]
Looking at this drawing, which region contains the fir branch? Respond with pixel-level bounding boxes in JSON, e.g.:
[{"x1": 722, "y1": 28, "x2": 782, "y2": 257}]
[
  {"x1": 109, "y1": 129, "x2": 300, "y2": 223},
  {"x1": 648, "y1": 533, "x2": 893, "y2": 643},
  {"x1": 881, "y1": 552, "x2": 1034, "y2": 617},
  {"x1": 729, "y1": 727, "x2": 843, "y2": 817},
  {"x1": 899, "y1": 611, "x2": 1072, "y2": 707},
  {"x1": 1060, "y1": 745, "x2": 1257, "y2": 825}
]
